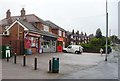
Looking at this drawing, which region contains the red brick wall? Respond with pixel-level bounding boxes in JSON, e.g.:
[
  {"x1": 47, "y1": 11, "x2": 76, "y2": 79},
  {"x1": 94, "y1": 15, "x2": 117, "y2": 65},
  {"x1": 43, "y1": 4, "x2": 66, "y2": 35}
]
[
  {"x1": 1, "y1": 23, "x2": 25, "y2": 55},
  {"x1": 2, "y1": 36, "x2": 10, "y2": 46},
  {"x1": 52, "y1": 29, "x2": 58, "y2": 35},
  {"x1": 9, "y1": 23, "x2": 24, "y2": 40},
  {"x1": 49, "y1": 27, "x2": 52, "y2": 33}
]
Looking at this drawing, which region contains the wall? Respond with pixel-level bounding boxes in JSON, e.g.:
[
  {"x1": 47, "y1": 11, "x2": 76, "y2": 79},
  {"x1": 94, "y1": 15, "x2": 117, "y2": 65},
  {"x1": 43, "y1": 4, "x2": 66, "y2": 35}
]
[
  {"x1": 7, "y1": 23, "x2": 24, "y2": 55},
  {"x1": 52, "y1": 29, "x2": 58, "y2": 35}
]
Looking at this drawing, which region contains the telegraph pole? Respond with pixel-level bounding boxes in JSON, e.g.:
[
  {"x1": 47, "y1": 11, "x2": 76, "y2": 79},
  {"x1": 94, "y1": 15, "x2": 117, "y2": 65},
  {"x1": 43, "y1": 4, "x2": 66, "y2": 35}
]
[{"x1": 105, "y1": 0, "x2": 108, "y2": 61}]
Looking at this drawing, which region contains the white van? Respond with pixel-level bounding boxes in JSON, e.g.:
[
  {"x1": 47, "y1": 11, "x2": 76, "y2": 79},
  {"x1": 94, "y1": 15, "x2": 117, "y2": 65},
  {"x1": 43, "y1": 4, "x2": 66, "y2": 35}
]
[{"x1": 63, "y1": 45, "x2": 83, "y2": 54}]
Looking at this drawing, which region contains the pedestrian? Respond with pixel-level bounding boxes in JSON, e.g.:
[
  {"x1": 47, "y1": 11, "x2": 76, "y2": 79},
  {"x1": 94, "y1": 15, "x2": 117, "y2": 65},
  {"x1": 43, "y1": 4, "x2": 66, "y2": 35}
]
[{"x1": 100, "y1": 48, "x2": 103, "y2": 56}]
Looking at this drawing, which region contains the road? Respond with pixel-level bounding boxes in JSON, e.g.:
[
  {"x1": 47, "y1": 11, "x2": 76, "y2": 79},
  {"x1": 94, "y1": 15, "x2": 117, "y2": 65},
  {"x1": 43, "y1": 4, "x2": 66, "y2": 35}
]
[{"x1": 1, "y1": 52, "x2": 118, "y2": 79}]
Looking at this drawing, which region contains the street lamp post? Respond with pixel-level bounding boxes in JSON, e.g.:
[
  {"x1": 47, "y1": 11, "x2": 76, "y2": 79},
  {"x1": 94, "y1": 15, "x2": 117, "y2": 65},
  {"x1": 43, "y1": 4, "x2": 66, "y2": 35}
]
[{"x1": 105, "y1": 0, "x2": 108, "y2": 61}]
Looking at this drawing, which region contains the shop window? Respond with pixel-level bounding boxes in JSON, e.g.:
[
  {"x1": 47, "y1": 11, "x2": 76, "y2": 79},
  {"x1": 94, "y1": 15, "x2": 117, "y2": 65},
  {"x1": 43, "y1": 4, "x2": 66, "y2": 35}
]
[
  {"x1": 31, "y1": 37, "x2": 38, "y2": 47},
  {"x1": 52, "y1": 41, "x2": 56, "y2": 46},
  {"x1": 43, "y1": 40, "x2": 50, "y2": 48}
]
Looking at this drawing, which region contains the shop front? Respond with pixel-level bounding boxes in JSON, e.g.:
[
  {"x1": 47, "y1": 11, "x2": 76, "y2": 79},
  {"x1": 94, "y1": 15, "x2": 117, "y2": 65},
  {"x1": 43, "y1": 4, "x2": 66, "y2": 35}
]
[
  {"x1": 41, "y1": 36, "x2": 57, "y2": 53},
  {"x1": 24, "y1": 32, "x2": 40, "y2": 54},
  {"x1": 57, "y1": 37, "x2": 65, "y2": 52}
]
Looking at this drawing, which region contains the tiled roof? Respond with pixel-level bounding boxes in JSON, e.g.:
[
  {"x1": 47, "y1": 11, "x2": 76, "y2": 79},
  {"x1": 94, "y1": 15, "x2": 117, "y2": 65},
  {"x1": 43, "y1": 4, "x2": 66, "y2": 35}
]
[
  {"x1": 45, "y1": 20, "x2": 66, "y2": 31},
  {"x1": 88, "y1": 34, "x2": 94, "y2": 38},
  {"x1": 17, "y1": 19, "x2": 58, "y2": 38},
  {"x1": 0, "y1": 14, "x2": 47, "y2": 26}
]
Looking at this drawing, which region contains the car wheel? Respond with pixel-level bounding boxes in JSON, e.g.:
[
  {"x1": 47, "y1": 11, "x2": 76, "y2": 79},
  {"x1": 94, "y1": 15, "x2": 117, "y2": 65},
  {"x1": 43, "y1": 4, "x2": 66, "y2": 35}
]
[
  {"x1": 75, "y1": 51, "x2": 79, "y2": 54},
  {"x1": 63, "y1": 50, "x2": 67, "y2": 53}
]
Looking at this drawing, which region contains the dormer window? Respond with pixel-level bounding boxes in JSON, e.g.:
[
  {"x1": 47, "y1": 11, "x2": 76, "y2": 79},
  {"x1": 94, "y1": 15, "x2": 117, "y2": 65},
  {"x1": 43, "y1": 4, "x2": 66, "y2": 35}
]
[{"x1": 43, "y1": 25, "x2": 49, "y2": 32}]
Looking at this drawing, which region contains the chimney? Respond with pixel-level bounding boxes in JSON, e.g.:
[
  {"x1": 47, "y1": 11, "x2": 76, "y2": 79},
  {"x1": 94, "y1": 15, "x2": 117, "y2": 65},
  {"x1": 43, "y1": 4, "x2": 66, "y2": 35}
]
[
  {"x1": 6, "y1": 9, "x2": 11, "y2": 19},
  {"x1": 77, "y1": 30, "x2": 79, "y2": 34},
  {"x1": 21, "y1": 8, "x2": 25, "y2": 17}
]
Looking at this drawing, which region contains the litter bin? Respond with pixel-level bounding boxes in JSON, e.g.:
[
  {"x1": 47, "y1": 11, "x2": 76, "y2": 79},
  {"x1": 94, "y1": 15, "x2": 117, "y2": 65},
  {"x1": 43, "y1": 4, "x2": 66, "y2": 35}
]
[
  {"x1": 0, "y1": 45, "x2": 12, "y2": 59},
  {"x1": 52, "y1": 57, "x2": 59, "y2": 73}
]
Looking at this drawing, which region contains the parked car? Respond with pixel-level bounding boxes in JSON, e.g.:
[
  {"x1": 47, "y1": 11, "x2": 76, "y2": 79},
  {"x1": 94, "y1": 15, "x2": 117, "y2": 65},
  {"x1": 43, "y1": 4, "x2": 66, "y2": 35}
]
[{"x1": 63, "y1": 45, "x2": 83, "y2": 54}]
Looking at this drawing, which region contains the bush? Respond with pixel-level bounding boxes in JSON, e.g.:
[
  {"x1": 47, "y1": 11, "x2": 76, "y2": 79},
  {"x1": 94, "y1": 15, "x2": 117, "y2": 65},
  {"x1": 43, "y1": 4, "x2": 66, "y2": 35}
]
[
  {"x1": 81, "y1": 43, "x2": 103, "y2": 53},
  {"x1": 80, "y1": 37, "x2": 111, "y2": 53}
]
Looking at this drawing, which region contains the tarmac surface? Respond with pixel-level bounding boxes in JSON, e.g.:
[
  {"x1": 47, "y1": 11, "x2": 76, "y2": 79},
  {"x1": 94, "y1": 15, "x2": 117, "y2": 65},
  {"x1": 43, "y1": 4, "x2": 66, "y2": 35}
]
[{"x1": 1, "y1": 51, "x2": 118, "y2": 79}]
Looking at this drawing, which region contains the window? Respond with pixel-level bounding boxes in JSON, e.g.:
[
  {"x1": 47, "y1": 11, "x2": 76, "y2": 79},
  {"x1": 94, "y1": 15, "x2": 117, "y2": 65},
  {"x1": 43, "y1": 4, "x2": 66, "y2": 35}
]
[
  {"x1": 31, "y1": 37, "x2": 37, "y2": 47},
  {"x1": 67, "y1": 46, "x2": 72, "y2": 49},
  {"x1": 71, "y1": 35, "x2": 73, "y2": 39},
  {"x1": 74, "y1": 37, "x2": 76, "y2": 40},
  {"x1": 71, "y1": 41, "x2": 73, "y2": 45},
  {"x1": 43, "y1": 40, "x2": 50, "y2": 48},
  {"x1": 43, "y1": 25, "x2": 49, "y2": 32},
  {"x1": 58, "y1": 30, "x2": 62, "y2": 36}
]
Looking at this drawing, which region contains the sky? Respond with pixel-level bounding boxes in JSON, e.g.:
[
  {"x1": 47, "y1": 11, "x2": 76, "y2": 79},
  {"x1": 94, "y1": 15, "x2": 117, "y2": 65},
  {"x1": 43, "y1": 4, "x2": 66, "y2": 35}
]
[{"x1": 0, "y1": 0, "x2": 119, "y2": 36}]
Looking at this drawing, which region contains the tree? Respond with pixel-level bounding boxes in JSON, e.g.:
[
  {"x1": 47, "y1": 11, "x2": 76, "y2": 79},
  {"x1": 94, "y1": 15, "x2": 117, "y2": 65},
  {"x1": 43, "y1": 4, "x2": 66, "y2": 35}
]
[
  {"x1": 95, "y1": 28, "x2": 102, "y2": 38},
  {"x1": 110, "y1": 35, "x2": 118, "y2": 43},
  {"x1": 72, "y1": 29, "x2": 74, "y2": 34}
]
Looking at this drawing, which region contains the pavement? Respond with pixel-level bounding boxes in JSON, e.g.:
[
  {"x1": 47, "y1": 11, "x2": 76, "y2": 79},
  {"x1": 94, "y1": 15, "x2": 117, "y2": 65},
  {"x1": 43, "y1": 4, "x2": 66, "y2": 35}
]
[{"x1": 1, "y1": 51, "x2": 118, "y2": 79}]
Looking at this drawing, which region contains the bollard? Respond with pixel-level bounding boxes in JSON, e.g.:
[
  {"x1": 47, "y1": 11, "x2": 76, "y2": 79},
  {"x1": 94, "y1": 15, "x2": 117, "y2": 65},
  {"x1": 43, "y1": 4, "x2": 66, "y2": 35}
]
[
  {"x1": 7, "y1": 52, "x2": 9, "y2": 62},
  {"x1": 23, "y1": 55, "x2": 26, "y2": 66},
  {"x1": 14, "y1": 53, "x2": 17, "y2": 64},
  {"x1": 49, "y1": 60, "x2": 52, "y2": 72},
  {"x1": 34, "y1": 56, "x2": 37, "y2": 70}
]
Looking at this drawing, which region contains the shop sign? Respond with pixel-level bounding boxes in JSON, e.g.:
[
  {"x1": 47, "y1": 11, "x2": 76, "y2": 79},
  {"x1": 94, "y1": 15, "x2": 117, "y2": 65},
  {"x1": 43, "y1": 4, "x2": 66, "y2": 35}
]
[
  {"x1": 28, "y1": 33, "x2": 40, "y2": 37},
  {"x1": 57, "y1": 37, "x2": 63, "y2": 41}
]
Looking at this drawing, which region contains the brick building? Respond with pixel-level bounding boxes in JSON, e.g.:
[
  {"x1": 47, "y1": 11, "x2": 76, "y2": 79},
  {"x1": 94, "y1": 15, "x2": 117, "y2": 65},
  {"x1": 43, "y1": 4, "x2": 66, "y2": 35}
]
[
  {"x1": 45, "y1": 20, "x2": 66, "y2": 52},
  {"x1": 0, "y1": 8, "x2": 94, "y2": 55},
  {"x1": 0, "y1": 8, "x2": 58, "y2": 55},
  {"x1": 66, "y1": 30, "x2": 89, "y2": 46}
]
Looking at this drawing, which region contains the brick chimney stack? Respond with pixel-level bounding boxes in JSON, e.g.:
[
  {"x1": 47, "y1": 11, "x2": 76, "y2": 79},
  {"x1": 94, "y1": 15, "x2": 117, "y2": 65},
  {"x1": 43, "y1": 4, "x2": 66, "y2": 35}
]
[
  {"x1": 21, "y1": 8, "x2": 25, "y2": 17},
  {"x1": 6, "y1": 9, "x2": 11, "y2": 19}
]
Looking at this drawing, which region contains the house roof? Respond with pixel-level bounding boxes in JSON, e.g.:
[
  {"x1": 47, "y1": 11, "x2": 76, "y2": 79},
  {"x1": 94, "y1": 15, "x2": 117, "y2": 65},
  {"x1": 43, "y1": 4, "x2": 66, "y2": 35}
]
[
  {"x1": 45, "y1": 20, "x2": 66, "y2": 31},
  {"x1": 68, "y1": 32, "x2": 86, "y2": 38},
  {"x1": 6, "y1": 19, "x2": 58, "y2": 38},
  {"x1": 18, "y1": 19, "x2": 40, "y2": 33},
  {"x1": 18, "y1": 19, "x2": 58, "y2": 38},
  {"x1": 88, "y1": 34, "x2": 94, "y2": 38},
  {"x1": 0, "y1": 14, "x2": 48, "y2": 26}
]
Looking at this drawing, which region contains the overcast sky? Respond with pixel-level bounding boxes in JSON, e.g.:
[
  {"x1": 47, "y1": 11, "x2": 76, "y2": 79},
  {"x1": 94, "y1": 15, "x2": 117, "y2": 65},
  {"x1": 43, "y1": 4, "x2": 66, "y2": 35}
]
[{"x1": 0, "y1": 0, "x2": 119, "y2": 36}]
